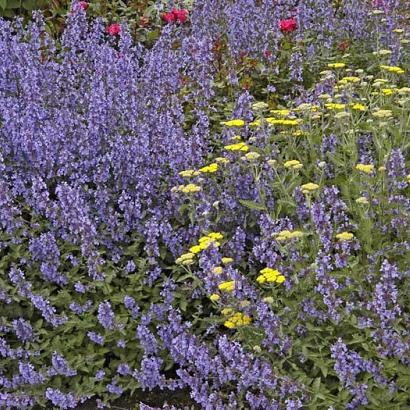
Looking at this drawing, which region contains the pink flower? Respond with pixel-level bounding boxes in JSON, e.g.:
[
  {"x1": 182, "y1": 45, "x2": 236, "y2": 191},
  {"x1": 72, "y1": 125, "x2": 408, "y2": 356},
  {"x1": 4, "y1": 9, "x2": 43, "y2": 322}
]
[
  {"x1": 280, "y1": 18, "x2": 297, "y2": 33},
  {"x1": 78, "y1": 1, "x2": 89, "y2": 10},
  {"x1": 162, "y1": 11, "x2": 176, "y2": 23},
  {"x1": 106, "y1": 23, "x2": 121, "y2": 36},
  {"x1": 173, "y1": 8, "x2": 188, "y2": 24},
  {"x1": 162, "y1": 8, "x2": 189, "y2": 24}
]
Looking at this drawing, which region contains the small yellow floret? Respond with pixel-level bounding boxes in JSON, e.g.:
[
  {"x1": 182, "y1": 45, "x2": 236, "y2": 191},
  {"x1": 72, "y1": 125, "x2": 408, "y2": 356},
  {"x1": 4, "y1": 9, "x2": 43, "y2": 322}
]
[
  {"x1": 218, "y1": 281, "x2": 235, "y2": 292},
  {"x1": 221, "y1": 119, "x2": 245, "y2": 127},
  {"x1": 328, "y1": 63, "x2": 346, "y2": 69},
  {"x1": 301, "y1": 183, "x2": 320, "y2": 193},
  {"x1": 199, "y1": 163, "x2": 218, "y2": 173},
  {"x1": 336, "y1": 232, "x2": 354, "y2": 241},
  {"x1": 224, "y1": 142, "x2": 250, "y2": 152},
  {"x1": 355, "y1": 164, "x2": 375, "y2": 174}
]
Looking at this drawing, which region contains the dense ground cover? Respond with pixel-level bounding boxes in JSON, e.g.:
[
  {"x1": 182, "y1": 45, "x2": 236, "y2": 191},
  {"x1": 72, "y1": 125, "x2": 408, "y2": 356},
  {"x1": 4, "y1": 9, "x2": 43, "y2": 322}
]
[{"x1": 0, "y1": 0, "x2": 409, "y2": 409}]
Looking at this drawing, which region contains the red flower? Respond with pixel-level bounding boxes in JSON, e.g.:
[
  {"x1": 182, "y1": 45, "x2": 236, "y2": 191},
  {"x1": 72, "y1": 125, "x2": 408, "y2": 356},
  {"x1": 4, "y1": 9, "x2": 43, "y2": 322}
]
[
  {"x1": 264, "y1": 50, "x2": 273, "y2": 58},
  {"x1": 162, "y1": 11, "x2": 176, "y2": 23},
  {"x1": 280, "y1": 18, "x2": 297, "y2": 33},
  {"x1": 162, "y1": 8, "x2": 189, "y2": 24},
  {"x1": 78, "y1": 1, "x2": 89, "y2": 11},
  {"x1": 173, "y1": 8, "x2": 188, "y2": 23},
  {"x1": 106, "y1": 23, "x2": 121, "y2": 36}
]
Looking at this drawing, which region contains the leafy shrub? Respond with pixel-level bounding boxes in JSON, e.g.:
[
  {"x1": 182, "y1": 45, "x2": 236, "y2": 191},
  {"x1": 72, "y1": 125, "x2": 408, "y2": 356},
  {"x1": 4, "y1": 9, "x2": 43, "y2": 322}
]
[{"x1": 0, "y1": 0, "x2": 409, "y2": 409}]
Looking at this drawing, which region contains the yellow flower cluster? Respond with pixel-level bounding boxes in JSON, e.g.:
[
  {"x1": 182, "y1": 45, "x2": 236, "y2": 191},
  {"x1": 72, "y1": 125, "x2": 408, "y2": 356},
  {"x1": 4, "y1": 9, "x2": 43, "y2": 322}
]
[
  {"x1": 356, "y1": 196, "x2": 369, "y2": 204},
  {"x1": 336, "y1": 232, "x2": 354, "y2": 241},
  {"x1": 355, "y1": 164, "x2": 374, "y2": 174},
  {"x1": 189, "y1": 232, "x2": 223, "y2": 254},
  {"x1": 301, "y1": 183, "x2": 320, "y2": 194},
  {"x1": 372, "y1": 109, "x2": 393, "y2": 119},
  {"x1": 179, "y1": 169, "x2": 200, "y2": 178},
  {"x1": 212, "y1": 266, "x2": 223, "y2": 274},
  {"x1": 338, "y1": 76, "x2": 361, "y2": 85},
  {"x1": 244, "y1": 152, "x2": 261, "y2": 161},
  {"x1": 351, "y1": 103, "x2": 367, "y2": 111},
  {"x1": 270, "y1": 109, "x2": 291, "y2": 116},
  {"x1": 274, "y1": 230, "x2": 304, "y2": 241},
  {"x1": 176, "y1": 232, "x2": 223, "y2": 265},
  {"x1": 224, "y1": 142, "x2": 249, "y2": 152},
  {"x1": 224, "y1": 312, "x2": 251, "y2": 329},
  {"x1": 220, "y1": 119, "x2": 245, "y2": 127},
  {"x1": 265, "y1": 118, "x2": 301, "y2": 126},
  {"x1": 284, "y1": 159, "x2": 303, "y2": 170},
  {"x1": 295, "y1": 103, "x2": 319, "y2": 112},
  {"x1": 249, "y1": 119, "x2": 261, "y2": 127},
  {"x1": 175, "y1": 252, "x2": 196, "y2": 266},
  {"x1": 172, "y1": 184, "x2": 201, "y2": 194},
  {"x1": 256, "y1": 267, "x2": 285, "y2": 284},
  {"x1": 328, "y1": 62, "x2": 346, "y2": 68},
  {"x1": 199, "y1": 163, "x2": 218, "y2": 173},
  {"x1": 380, "y1": 65, "x2": 405, "y2": 74},
  {"x1": 218, "y1": 280, "x2": 235, "y2": 292}
]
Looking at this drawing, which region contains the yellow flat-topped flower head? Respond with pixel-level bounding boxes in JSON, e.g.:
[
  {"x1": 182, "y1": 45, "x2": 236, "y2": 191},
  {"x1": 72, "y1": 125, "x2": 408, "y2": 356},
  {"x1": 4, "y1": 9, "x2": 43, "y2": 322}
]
[
  {"x1": 212, "y1": 266, "x2": 223, "y2": 274},
  {"x1": 218, "y1": 280, "x2": 235, "y2": 292},
  {"x1": 189, "y1": 245, "x2": 203, "y2": 254},
  {"x1": 215, "y1": 157, "x2": 229, "y2": 164},
  {"x1": 222, "y1": 257, "x2": 233, "y2": 264},
  {"x1": 197, "y1": 234, "x2": 222, "y2": 250},
  {"x1": 270, "y1": 109, "x2": 291, "y2": 117},
  {"x1": 275, "y1": 230, "x2": 304, "y2": 241},
  {"x1": 209, "y1": 294, "x2": 220, "y2": 302},
  {"x1": 336, "y1": 232, "x2": 354, "y2": 241},
  {"x1": 256, "y1": 267, "x2": 283, "y2": 284},
  {"x1": 199, "y1": 163, "x2": 218, "y2": 173},
  {"x1": 356, "y1": 197, "x2": 369, "y2": 204},
  {"x1": 224, "y1": 312, "x2": 251, "y2": 329},
  {"x1": 208, "y1": 232, "x2": 223, "y2": 240},
  {"x1": 351, "y1": 103, "x2": 367, "y2": 111},
  {"x1": 224, "y1": 142, "x2": 250, "y2": 152},
  {"x1": 249, "y1": 119, "x2": 261, "y2": 127},
  {"x1": 325, "y1": 103, "x2": 346, "y2": 110},
  {"x1": 381, "y1": 88, "x2": 394, "y2": 96},
  {"x1": 244, "y1": 152, "x2": 261, "y2": 161},
  {"x1": 252, "y1": 102, "x2": 269, "y2": 111},
  {"x1": 328, "y1": 62, "x2": 346, "y2": 69},
  {"x1": 372, "y1": 109, "x2": 393, "y2": 119},
  {"x1": 355, "y1": 164, "x2": 375, "y2": 174},
  {"x1": 284, "y1": 159, "x2": 303, "y2": 170},
  {"x1": 301, "y1": 183, "x2": 320, "y2": 194},
  {"x1": 179, "y1": 169, "x2": 200, "y2": 178},
  {"x1": 221, "y1": 119, "x2": 245, "y2": 127},
  {"x1": 177, "y1": 184, "x2": 201, "y2": 194},
  {"x1": 176, "y1": 252, "x2": 196, "y2": 265},
  {"x1": 265, "y1": 118, "x2": 300, "y2": 126},
  {"x1": 380, "y1": 65, "x2": 405, "y2": 74}
]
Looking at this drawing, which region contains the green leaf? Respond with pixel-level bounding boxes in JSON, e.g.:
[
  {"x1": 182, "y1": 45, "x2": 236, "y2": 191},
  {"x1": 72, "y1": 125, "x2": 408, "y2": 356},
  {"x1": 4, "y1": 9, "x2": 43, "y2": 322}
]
[
  {"x1": 239, "y1": 199, "x2": 266, "y2": 211},
  {"x1": 0, "y1": 0, "x2": 7, "y2": 10},
  {"x1": 6, "y1": 0, "x2": 21, "y2": 8}
]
